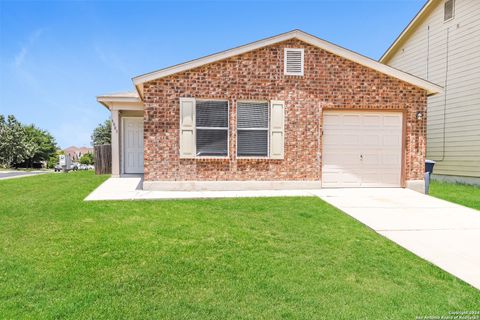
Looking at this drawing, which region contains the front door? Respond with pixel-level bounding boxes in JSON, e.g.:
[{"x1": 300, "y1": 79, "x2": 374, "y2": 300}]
[
  {"x1": 322, "y1": 111, "x2": 403, "y2": 187},
  {"x1": 123, "y1": 117, "x2": 144, "y2": 174}
]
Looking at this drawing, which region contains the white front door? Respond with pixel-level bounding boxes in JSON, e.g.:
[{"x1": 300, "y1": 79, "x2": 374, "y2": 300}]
[
  {"x1": 322, "y1": 111, "x2": 403, "y2": 188},
  {"x1": 123, "y1": 117, "x2": 144, "y2": 174}
]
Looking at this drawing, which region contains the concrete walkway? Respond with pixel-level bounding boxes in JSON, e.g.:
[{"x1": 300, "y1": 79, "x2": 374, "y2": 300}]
[
  {"x1": 311, "y1": 188, "x2": 480, "y2": 290},
  {"x1": 86, "y1": 177, "x2": 480, "y2": 290},
  {"x1": 84, "y1": 176, "x2": 313, "y2": 201}
]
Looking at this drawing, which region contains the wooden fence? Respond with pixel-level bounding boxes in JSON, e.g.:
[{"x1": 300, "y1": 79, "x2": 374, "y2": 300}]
[{"x1": 94, "y1": 144, "x2": 112, "y2": 175}]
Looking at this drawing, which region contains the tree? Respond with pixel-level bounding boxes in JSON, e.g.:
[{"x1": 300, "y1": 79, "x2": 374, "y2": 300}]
[
  {"x1": 91, "y1": 119, "x2": 111, "y2": 146},
  {"x1": 79, "y1": 152, "x2": 94, "y2": 165},
  {"x1": 47, "y1": 150, "x2": 64, "y2": 169},
  {"x1": 22, "y1": 125, "x2": 57, "y2": 167},
  {"x1": 0, "y1": 115, "x2": 33, "y2": 168},
  {"x1": 0, "y1": 115, "x2": 58, "y2": 168}
]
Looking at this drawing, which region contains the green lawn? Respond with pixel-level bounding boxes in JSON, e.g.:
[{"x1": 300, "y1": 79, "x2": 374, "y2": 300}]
[
  {"x1": 0, "y1": 172, "x2": 478, "y2": 319},
  {"x1": 430, "y1": 180, "x2": 480, "y2": 210}
]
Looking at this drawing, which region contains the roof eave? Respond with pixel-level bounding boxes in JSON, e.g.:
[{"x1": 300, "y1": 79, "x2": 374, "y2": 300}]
[
  {"x1": 96, "y1": 96, "x2": 143, "y2": 109},
  {"x1": 131, "y1": 29, "x2": 442, "y2": 97},
  {"x1": 380, "y1": 0, "x2": 437, "y2": 63}
]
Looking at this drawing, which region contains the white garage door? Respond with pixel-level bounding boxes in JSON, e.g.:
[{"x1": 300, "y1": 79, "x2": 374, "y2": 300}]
[
  {"x1": 123, "y1": 117, "x2": 144, "y2": 174},
  {"x1": 322, "y1": 111, "x2": 403, "y2": 188}
]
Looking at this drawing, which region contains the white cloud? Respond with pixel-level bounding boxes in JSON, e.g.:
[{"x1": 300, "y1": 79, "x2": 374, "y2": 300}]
[
  {"x1": 14, "y1": 28, "x2": 45, "y2": 68},
  {"x1": 94, "y1": 45, "x2": 129, "y2": 75}
]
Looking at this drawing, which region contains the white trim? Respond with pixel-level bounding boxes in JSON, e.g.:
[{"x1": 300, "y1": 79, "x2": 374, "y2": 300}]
[
  {"x1": 284, "y1": 48, "x2": 304, "y2": 76},
  {"x1": 133, "y1": 29, "x2": 442, "y2": 95},
  {"x1": 110, "y1": 103, "x2": 144, "y2": 111},
  {"x1": 97, "y1": 95, "x2": 143, "y2": 110}
]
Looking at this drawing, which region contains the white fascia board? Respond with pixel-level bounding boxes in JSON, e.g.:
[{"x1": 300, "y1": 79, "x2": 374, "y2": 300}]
[
  {"x1": 297, "y1": 32, "x2": 442, "y2": 95},
  {"x1": 132, "y1": 29, "x2": 442, "y2": 96},
  {"x1": 96, "y1": 96, "x2": 144, "y2": 110},
  {"x1": 132, "y1": 31, "x2": 297, "y2": 85},
  {"x1": 379, "y1": 0, "x2": 436, "y2": 63}
]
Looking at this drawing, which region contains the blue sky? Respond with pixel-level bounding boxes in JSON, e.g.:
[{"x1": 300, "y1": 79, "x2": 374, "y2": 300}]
[{"x1": 0, "y1": 0, "x2": 425, "y2": 148}]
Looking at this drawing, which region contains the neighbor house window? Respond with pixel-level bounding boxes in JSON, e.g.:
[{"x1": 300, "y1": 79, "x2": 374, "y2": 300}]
[
  {"x1": 444, "y1": 0, "x2": 454, "y2": 21},
  {"x1": 195, "y1": 100, "x2": 229, "y2": 157},
  {"x1": 237, "y1": 101, "x2": 269, "y2": 157}
]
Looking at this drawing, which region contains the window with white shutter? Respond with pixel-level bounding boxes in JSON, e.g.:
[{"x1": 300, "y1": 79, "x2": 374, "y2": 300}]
[
  {"x1": 195, "y1": 100, "x2": 229, "y2": 157},
  {"x1": 284, "y1": 48, "x2": 304, "y2": 76},
  {"x1": 237, "y1": 101, "x2": 269, "y2": 157}
]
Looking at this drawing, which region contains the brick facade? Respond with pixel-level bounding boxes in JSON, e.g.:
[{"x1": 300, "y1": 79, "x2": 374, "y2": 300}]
[{"x1": 142, "y1": 39, "x2": 427, "y2": 183}]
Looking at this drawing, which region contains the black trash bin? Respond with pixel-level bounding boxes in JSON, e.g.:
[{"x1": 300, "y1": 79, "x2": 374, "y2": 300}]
[
  {"x1": 425, "y1": 160, "x2": 436, "y2": 194},
  {"x1": 425, "y1": 160, "x2": 436, "y2": 174}
]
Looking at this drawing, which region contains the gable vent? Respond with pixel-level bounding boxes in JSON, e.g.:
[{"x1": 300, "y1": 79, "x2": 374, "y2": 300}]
[
  {"x1": 284, "y1": 48, "x2": 304, "y2": 76},
  {"x1": 444, "y1": 0, "x2": 455, "y2": 21}
]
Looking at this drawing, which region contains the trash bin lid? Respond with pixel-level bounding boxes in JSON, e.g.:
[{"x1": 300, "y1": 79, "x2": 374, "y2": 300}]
[{"x1": 425, "y1": 159, "x2": 436, "y2": 164}]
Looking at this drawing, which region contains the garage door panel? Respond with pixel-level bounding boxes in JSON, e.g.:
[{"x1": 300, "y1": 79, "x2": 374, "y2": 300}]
[
  {"x1": 323, "y1": 114, "x2": 342, "y2": 125},
  {"x1": 322, "y1": 170, "x2": 362, "y2": 187},
  {"x1": 323, "y1": 133, "x2": 360, "y2": 146},
  {"x1": 343, "y1": 115, "x2": 362, "y2": 125},
  {"x1": 361, "y1": 135, "x2": 381, "y2": 146},
  {"x1": 363, "y1": 115, "x2": 382, "y2": 126},
  {"x1": 362, "y1": 153, "x2": 380, "y2": 165},
  {"x1": 323, "y1": 153, "x2": 362, "y2": 165},
  {"x1": 384, "y1": 115, "x2": 403, "y2": 126},
  {"x1": 383, "y1": 135, "x2": 402, "y2": 146},
  {"x1": 381, "y1": 154, "x2": 402, "y2": 165},
  {"x1": 322, "y1": 111, "x2": 402, "y2": 188}
]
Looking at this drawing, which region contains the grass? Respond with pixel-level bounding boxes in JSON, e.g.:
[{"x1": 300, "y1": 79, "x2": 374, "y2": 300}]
[
  {"x1": 0, "y1": 172, "x2": 478, "y2": 319},
  {"x1": 430, "y1": 180, "x2": 480, "y2": 210}
]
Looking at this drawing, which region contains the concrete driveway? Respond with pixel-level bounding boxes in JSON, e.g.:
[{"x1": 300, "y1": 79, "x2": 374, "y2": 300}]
[{"x1": 311, "y1": 188, "x2": 480, "y2": 290}]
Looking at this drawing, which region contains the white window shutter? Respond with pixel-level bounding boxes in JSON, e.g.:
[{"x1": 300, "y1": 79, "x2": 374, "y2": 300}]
[
  {"x1": 179, "y1": 97, "x2": 196, "y2": 158},
  {"x1": 270, "y1": 100, "x2": 285, "y2": 159}
]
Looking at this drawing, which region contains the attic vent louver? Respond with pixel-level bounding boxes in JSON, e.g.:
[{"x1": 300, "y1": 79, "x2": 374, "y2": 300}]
[{"x1": 284, "y1": 48, "x2": 304, "y2": 76}]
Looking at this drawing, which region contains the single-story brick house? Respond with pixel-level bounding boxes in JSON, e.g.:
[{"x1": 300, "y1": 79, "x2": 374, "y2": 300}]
[{"x1": 97, "y1": 30, "x2": 441, "y2": 192}]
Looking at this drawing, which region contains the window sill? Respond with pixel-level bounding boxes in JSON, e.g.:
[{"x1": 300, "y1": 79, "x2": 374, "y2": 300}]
[
  {"x1": 237, "y1": 157, "x2": 272, "y2": 160},
  {"x1": 194, "y1": 156, "x2": 230, "y2": 160}
]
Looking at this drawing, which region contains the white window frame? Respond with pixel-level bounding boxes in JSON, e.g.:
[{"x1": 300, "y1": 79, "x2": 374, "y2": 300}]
[
  {"x1": 443, "y1": 0, "x2": 455, "y2": 22},
  {"x1": 195, "y1": 98, "x2": 230, "y2": 159},
  {"x1": 236, "y1": 100, "x2": 270, "y2": 159},
  {"x1": 284, "y1": 48, "x2": 304, "y2": 76}
]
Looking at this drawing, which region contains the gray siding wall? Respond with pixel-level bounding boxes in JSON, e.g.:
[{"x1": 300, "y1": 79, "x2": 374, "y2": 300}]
[{"x1": 386, "y1": 0, "x2": 480, "y2": 178}]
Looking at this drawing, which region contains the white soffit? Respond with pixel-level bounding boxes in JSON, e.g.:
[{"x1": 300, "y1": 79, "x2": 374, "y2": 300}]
[{"x1": 96, "y1": 91, "x2": 143, "y2": 109}]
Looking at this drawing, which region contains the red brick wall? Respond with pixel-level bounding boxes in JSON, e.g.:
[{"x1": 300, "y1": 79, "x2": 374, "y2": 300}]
[{"x1": 143, "y1": 39, "x2": 427, "y2": 182}]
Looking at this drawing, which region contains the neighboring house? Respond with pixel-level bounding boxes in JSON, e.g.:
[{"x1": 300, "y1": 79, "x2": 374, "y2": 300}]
[
  {"x1": 97, "y1": 30, "x2": 441, "y2": 192},
  {"x1": 380, "y1": 0, "x2": 480, "y2": 185},
  {"x1": 64, "y1": 146, "x2": 93, "y2": 161}
]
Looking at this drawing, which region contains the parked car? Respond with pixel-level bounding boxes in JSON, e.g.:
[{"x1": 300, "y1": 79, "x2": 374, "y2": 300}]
[
  {"x1": 70, "y1": 164, "x2": 78, "y2": 171},
  {"x1": 54, "y1": 165, "x2": 62, "y2": 172}
]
